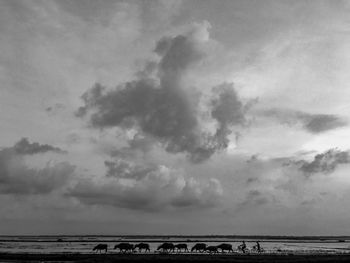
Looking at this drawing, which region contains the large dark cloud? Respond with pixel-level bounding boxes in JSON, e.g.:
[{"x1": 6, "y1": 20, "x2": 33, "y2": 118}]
[
  {"x1": 261, "y1": 108, "x2": 347, "y2": 133},
  {"x1": 0, "y1": 139, "x2": 73, "y2": 195},
  {"x1": 76, "y1": 23, "x2": 248, "y2": 162},
  {"x1": 281, "y1": 148, "x2": 350, "y2": 175},
  {"x1": 304, "y1": 115, "x2": 346, "y2": 133},
  {"x1": 298, "y1": 149, "x2": 350, "y2": 174},
  {"x1": 67, "y1": 161, "x2": 223, "y2": 211}
]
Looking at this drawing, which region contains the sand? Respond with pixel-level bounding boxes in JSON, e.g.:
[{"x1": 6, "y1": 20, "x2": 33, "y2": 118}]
[{"x1": 1, "y1": 253, "x2": 350, "y2": 263}]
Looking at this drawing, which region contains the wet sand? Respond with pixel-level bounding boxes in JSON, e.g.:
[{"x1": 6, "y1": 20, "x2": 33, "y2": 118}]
[{"x1": 1, "y1": 253, "x2": 350, "y2": 263}]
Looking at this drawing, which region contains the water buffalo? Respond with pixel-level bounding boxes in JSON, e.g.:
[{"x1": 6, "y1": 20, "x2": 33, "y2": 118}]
[
  {"x1": 206, "y1": 246, "x2": 218, "y2": 253},
  {"x1": 114, "y1": 243, "x2": 134, "y2": 253},
  {"x1": 134, "y1": 243, "x2": 150, "y2": 252},
  {"x1": 93, "y1": 244, "x2": 108, "y2": 253},
  {"x1": 174, "y1": 243, "x2": 189, "y2": 252},
  {"x1": 217, "y1": 243, "x2": 233, "y2": 253},
  {"x1": 191, "y1": 243, "x2": 207, "y2": 252},
  {"x1": 157, "y1": 242, "x2": 175, "y2": 253}
]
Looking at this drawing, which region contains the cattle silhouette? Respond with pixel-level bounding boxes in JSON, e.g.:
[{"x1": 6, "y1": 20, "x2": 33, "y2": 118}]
[
  {"x1": 174, "y1": 243, "x2": 189, "y2": 252},
  {"x1": 191, "y1": 243, "x2": 207, "y2": 252},
  {"x1": 92, "y1": 244, "x2": 108, "y2": 253},
  {"x1": 217, "y1": 243, "x2": 233, "y2": 253},
  {"x1": 206, "y1": 246, "x2": 218, "y2": 253},
  {"x1": 134, "y1": 243, "x2": 150, "y2": 252},
  {"x1": 157, "y1": 242, "x2": 175, "y2": 253},
  {"x1": 114, "y1": 243, "x2": 134, "y2": 253}
]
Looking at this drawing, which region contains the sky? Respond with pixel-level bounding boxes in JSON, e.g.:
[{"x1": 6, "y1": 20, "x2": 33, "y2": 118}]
[{"x1": 1, "y1": 0, "x2": 350, "y2": 235}]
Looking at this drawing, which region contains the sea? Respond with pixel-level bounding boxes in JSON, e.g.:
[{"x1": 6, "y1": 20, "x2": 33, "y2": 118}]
[{"x1": 0, "y1": 236, "x2": 350, "y2": 254}]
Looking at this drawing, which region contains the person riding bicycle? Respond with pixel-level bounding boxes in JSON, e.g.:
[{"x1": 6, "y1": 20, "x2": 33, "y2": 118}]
[
  {"x1": 238, "y1": 241, "x2": 247, "y2": 253},
  {"x1": 254, "y1": 241, "x2": 261, "y2": 252}
]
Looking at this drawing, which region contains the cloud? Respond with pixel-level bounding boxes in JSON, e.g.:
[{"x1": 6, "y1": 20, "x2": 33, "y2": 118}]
[
  {"x1": 261, "y1": 108, "x2": 347, "y2": 133},
  {"x1": 104, "y1": 159, "x2": 157, "y2": 180},
  {"x1": 246, "y1": 154, "x2": 259, "y2": 163},
  {"x1": 298, "y1": 149, "x2": 350, "y2": 175},
  {"x1": 211, "y1": 83, "x2": 246, "y2": 150},
  {"x1": 45, "y1": 103, "x2": 65, "y2": 115},
  {"x1": 13, "y1": 138, "x2": 66, "y2": 155},
  {"x1": 0, "y1": 160, "x2": 75, "y2": 195},
  {"x1": 108, "y1": 135, "x2": 157, "y2": 160},
  {"x1": 304, "y1": 114, "x2": 347, "y2": 133},
  {"x1": 68, "y1": 161, "x2": 223, "y2": 211},
  {"x1": 235, "y1": 190, "x2": 272, "y2": 212},
  {"x1": 76, "y1": 22, "x2": 248, "y2": 162},
  {"x1": 0, "y1": 139, "x2": 74, "y2": 195}
]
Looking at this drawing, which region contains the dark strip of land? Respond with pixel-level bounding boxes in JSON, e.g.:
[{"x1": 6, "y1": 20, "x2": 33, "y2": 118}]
[{"x1": 1, "y1": 253, "x2": 350, "y2": 263}]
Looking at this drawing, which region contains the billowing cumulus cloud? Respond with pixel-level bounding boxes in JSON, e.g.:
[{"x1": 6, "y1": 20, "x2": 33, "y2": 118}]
[
  {"x1": 261, "y1": 108, "x2": 347, "y2": 133},
  {"x1": 68, "y1": 161, "x2": 223, "y2": 211},
  {"x1": 77, "y1": 22, "x2": 248, "y2": 162},
  {"x1": 0, "y1": 139, "x2": 74, "y2": 195}
]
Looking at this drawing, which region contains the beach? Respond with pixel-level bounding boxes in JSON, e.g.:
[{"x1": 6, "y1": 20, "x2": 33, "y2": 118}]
[
  {"x1": 1, "y1": 236, "x2": 350, "y2": 262},
  {"x1": 2, "y1": 252, "x2": 350, "y2": 263}
]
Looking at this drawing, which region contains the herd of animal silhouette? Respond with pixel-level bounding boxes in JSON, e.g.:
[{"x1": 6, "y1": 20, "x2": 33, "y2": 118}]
[{"x1": 92, "y1": 241, "x2": 263, "y2": 254}]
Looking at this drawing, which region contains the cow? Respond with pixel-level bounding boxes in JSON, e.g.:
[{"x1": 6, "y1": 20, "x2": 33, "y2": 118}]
[
  {"x1": 134, "y1": 243, "x2": 150, "y2": 252},
  {"x1": 157, "y1": 243, "x2": 175, "y2": 253},
  {"x1": 206, "y1": 246, "x2": 218, "y2": 254},
  {"x1": 191, "y1": 243, "x2": 207, "y2": 252},
  {"x1": 174, "y1": 243, "x2": 189, "y2": 252},
  {"x1": 92, "y1": 244, "x2": 108, "y2": 253},
  {"x1": 114, "y1": 243, "x2": 134, "y2": 253},
  {"x1": 217, "y1": 243, "x2": 233, "y2": 253}
]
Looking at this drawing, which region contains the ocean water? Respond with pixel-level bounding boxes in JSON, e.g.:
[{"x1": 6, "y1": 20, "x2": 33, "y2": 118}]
[{"x1": 0, "y1": 236, "x2": 350, "y2": 254}]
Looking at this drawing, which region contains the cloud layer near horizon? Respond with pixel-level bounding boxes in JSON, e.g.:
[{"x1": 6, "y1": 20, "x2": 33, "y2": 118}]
[
  {"x1": 67, "y1": 161, "x2": 223, "y2": 211},
  {"x1": 0, "y1": 138, "x2": 73, "y2": 195}
]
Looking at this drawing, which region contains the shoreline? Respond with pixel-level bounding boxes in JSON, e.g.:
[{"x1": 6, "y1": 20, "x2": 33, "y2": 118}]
[
  {"x1": 1, "y1": 235, "x2": 349, "y2": 239},
  {"x1": 1, "y1": 253, "x2": 350, "y2": 263},
  {"x1": 1, "y1": 239, "x2": 348, "y2": 243}
]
